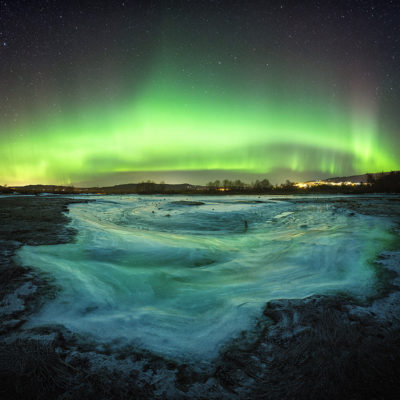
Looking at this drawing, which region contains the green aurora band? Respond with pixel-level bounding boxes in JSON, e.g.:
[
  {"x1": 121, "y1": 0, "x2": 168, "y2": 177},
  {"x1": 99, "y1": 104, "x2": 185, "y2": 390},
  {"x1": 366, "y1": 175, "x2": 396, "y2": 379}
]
[{"x1": 1, "y1": 69, "x2": 398, "y2": 186}]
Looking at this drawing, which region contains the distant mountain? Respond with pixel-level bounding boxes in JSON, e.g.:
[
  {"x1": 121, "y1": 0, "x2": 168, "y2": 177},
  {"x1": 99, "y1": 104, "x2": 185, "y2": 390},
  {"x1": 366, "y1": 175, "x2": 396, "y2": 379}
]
[
  {"x1": 324, "y1": 171, "x2": 400, "y2": 183},
  {"x1": 14, "y1": 185, "x2": 69, "y2": 190},
  {"x1": 9, "y1": 184, "x2": 77, "y2": 193},
  {"x1": 9, "y1": 182, "x2": 204, "y2": 194}
]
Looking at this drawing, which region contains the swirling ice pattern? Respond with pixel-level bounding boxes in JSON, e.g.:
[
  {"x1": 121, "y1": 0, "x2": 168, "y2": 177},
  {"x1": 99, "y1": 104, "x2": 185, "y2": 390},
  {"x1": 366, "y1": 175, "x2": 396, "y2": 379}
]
[{"x1": 17, "y1": 195, "x2": 395, "y2": 361}]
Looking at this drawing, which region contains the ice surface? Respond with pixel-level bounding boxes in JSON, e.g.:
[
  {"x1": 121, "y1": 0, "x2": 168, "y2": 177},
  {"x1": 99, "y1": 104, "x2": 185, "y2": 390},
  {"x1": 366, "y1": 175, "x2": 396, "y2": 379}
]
[{"x1": 16, "y1": 195, "x2": 396, "y2": 361}]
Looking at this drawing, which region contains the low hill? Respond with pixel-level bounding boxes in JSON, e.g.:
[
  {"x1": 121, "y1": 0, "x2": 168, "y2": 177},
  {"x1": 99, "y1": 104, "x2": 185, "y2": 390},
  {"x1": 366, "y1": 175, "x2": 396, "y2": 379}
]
[{"x1": 324, "y1": 171, "x2": 400, "y2": 183}]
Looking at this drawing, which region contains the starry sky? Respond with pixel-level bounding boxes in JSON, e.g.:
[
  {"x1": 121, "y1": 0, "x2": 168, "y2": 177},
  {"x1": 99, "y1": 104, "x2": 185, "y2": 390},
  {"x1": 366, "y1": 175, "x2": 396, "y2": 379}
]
[{"x1": 0, "y1": 0, "x2": 399, "y2": 186}]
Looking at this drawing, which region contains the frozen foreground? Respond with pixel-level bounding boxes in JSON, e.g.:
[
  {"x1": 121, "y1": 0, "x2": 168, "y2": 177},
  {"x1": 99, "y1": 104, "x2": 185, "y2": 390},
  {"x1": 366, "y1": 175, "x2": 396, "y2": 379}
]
[
  {"x1": 1, "y1": 195, "x2": 400, "y2": 399},
  {"x1": 15, "y1": 196, "x2": 397, "y2": 359}
]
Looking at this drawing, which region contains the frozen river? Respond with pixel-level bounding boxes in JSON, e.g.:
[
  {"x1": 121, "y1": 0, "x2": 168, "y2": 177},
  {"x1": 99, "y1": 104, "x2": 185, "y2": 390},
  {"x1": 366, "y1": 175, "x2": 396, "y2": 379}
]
[{"x1": 16, "y1": 195, "x2": 397, "y2": 361}]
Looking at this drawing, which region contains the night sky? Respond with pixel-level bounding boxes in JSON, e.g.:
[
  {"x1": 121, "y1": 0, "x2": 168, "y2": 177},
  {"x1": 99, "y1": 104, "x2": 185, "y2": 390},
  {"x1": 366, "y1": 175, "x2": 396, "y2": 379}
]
[{"x1": 1, "y1": 0, "x2": 399, "y2": 186}]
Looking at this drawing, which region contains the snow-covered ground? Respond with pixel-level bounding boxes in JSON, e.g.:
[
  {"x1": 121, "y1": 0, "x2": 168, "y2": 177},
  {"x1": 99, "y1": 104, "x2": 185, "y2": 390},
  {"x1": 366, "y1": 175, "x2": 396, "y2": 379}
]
[{"x1": 16, "y1": 195, "x2": 398, "y2": 362}]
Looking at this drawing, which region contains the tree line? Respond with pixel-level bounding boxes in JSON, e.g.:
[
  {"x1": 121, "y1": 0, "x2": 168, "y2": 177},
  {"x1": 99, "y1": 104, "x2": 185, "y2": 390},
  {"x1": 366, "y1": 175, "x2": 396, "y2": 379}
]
[{"x1": 1, "y1": 172, "x2": 399, "y2": 195}]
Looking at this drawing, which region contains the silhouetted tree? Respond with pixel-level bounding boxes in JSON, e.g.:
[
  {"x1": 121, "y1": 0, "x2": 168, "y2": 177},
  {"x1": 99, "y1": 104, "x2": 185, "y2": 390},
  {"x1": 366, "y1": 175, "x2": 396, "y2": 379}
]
[
  {"x1": 373, "y1": 171, "x2": 400, "y2": 192},
  {"x1": 208, "y1": 180, "x2": 221, "y2": 188},
  {"x1": 260, "y1": 179, "x2": 272, "y2": 189},
  {"x1": 223, "y1": 179, "x2": 232, "y2": 189},
  {"x1": 366, "y1": 174, "x2": 375, "y2": 184},
  {"x1": 233, "y1": 180, "x2": 245, "y2": 190}
]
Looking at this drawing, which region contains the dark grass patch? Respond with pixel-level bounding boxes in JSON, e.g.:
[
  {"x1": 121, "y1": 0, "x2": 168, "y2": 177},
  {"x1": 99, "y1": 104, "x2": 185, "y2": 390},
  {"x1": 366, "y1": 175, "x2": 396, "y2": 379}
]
[
  {"x1": 214, "y1": 296, "x2": 400, "y2": 400},
  {"x1": 0, "y1": 340, "x2": 75, "y2": 400}
]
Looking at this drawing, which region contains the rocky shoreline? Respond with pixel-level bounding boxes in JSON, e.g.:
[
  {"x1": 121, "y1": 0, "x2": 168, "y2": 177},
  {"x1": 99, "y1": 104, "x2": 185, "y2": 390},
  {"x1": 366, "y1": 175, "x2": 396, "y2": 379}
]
[{"x1": 1, "y1": 196, "x2": 400, "y2": 399}]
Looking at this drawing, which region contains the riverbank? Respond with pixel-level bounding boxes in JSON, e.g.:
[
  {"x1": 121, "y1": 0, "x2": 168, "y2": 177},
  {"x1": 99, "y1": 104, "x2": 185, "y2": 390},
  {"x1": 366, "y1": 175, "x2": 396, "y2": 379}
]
[{"x1": 1, "y1": 196, "x2": 400, "y2": 399}]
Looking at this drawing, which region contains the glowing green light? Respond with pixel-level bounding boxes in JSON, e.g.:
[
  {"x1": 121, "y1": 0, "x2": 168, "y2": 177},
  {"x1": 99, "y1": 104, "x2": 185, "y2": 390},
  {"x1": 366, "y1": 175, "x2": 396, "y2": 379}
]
[{"x1": 0, "y1": 70, "x2": 398, "y2": 185}]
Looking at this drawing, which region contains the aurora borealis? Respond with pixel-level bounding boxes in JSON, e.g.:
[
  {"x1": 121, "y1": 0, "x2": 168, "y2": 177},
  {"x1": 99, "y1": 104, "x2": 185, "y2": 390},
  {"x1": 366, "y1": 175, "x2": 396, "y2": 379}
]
[{"x1": 1, "y1": 1, "x2": 399, "y2": 186}]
